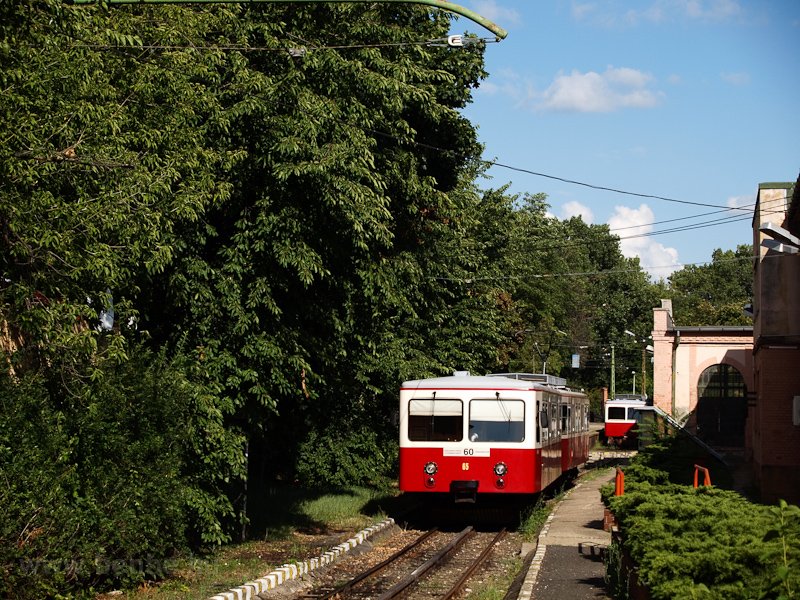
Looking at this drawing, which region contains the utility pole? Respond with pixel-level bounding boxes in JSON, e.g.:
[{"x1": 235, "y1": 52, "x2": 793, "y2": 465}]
[
  {"x1": 610, "y1": 342, "x2": 615, "y2": 400},
  {"x1": 66, "y1": 0, "x2": 509, "y2": 39}
]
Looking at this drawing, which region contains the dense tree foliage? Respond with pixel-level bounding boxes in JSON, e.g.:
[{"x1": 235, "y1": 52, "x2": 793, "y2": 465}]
[
  {"x1": 667, "y1": 244, "x2": 754, "y2": 326},
  {"x1": 0, "y1": 1, "x2": 503, "y2": 594},
  {"x1": 1, "y1": 1, "x2": 756, "y2": 597}
]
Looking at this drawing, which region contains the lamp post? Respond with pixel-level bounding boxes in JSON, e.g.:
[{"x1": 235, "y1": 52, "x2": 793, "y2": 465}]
[
  {"x1": 622, "y1": 330, "x2": 654, "y2": 398},
  {"x1": 632, "y1": 371, "x2": 636, "y2": 394}
]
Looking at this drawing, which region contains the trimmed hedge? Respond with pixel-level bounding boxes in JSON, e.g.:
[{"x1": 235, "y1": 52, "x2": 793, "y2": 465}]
[{"x1": 603, "y1": 437, "x2": 799, "y2": 599}]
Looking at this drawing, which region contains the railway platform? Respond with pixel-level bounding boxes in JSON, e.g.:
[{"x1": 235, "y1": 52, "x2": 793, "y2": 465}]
[{"x1": 516, "y1": 466, "x2": 616, "y2": 600}]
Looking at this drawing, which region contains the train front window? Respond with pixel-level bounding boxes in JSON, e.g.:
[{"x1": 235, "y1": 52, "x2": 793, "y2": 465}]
[
  {"x1": 607, "y1": 407, "x2": 626, "y2": 420},
  {"x1": 408, "y1": 399, "x2": 463, "y2": 442},
  {"x1": 468, "y1": 399, "x2": 525, "y2": 442}
]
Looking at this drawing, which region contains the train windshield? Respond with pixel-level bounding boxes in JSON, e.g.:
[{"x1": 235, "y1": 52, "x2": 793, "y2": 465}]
[
  {"x1": 607, "y1": 406, "x2": 626, "y2": 420},
  {"x1": 468, "y1": 399, "x2": 525, "y2": 442},
  {"x1": 407, "y1": 399, "x2": 463, "y2": 442}
]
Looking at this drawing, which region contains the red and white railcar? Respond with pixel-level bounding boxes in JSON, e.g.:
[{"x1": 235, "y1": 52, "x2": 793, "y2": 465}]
[
  {"x1": 399, "y1": 372, "x2": 590, "y2": 502},
  {"x1": 603, "y1": 394, "x2": 650, "y2": 446}
]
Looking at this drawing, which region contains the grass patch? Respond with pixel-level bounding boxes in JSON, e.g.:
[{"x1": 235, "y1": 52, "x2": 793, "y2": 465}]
[
  {"x1": 296, "y1": 487, "x2": 390, "y2": 530},
  {"x1": 517, "y1": 483, "x2": 571, "y2": 542},
  {"x1": 104, "y1": 485, "x2": 399, "y2": 599},
  {"x1": 465, "y1": 556, "x2": 524, "y2": 600}
]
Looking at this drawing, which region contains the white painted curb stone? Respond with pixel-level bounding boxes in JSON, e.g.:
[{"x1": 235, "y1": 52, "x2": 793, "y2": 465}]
[{"x1": 208, "y1": 518, "x2": 395, "y2": 600}]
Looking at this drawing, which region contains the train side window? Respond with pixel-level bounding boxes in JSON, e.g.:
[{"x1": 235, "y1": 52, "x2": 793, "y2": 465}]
[
  {"x1": 539, "y1": 407, "x2": 550, "y2": 429},
  {"x1": 560, "y1": 404, "x2": 570, "y2": 433},
  {"x1": 469, "y1": 399, "x2": 525, "y2": 442},
  {"x1": 607, "y1": 406, "x2": 626, "y2": 420},
  {"x1": 536, "y1": 400, "x2": 547, "y2": 444},
  {"x1": 408, "y1": 398, "x2": 463, "y2": 442}
]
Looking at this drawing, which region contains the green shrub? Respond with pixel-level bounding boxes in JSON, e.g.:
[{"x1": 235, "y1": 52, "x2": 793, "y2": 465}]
[
  {"x1": 0, "y1": 346, "x2": 242, "y2": 598},
  {"x1": 603, "y1": 437, "x2": 800, "y2": 600},
  {"x1": 295, "y1": 428, "x2": 397, "y2": 490}
]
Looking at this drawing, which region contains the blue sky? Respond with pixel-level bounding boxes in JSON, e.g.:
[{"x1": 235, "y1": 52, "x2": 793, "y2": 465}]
[{"x1": 450, "y1": 1, "x2": 799, "y2": 278}]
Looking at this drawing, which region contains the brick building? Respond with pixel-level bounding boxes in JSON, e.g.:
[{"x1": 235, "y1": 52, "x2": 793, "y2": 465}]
[{"x1": 751, "y1": 179, "x2": 800, "y2": 504}]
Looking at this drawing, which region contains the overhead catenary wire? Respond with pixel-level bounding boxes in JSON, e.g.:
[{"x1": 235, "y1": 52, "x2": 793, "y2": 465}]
[
  {"x1": 32, "y1": 33, "x2": 794, "y2": 264},
  {"x1": 429, "y1": 252, "x2": 782, "y2": 283},
  {"x1": 57, "y1": 34, "x2": 787, "y2": 220},
  {"x1": 353, "y1": 122, "x2": 794, "y2": 216},
  {"x1": 67, "y1": 36, "x2": 498, "y2": 53}
]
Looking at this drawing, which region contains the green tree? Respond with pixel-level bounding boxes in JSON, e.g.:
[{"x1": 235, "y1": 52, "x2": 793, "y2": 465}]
[
  {"x1": 668, "y1": 244, "x2": 753, "y2": 326},
  {"x1": 489, "y1": 193, "x2": 659, "y2": 397}
]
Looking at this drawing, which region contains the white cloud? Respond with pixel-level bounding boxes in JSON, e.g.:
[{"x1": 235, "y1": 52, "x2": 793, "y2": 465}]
[
  {"x1": 608, "y1": 204, "x2": 681, "y2": 278},
  {"x1": 680, "y1": 0, "x2": 742, "y2": 21},
  {"x1": 474, "y1": 67, "x2": 524, "y2": 99},
  {"x1": 571, "y1": 2, "x2": 597, "y2": 21},
  {"x1": 467, "y1": 1, "x2": 522, "y2": 26},
  {"x1": 476, "y1": 80, "x2": 500, "y2": 95},
  {"x1": 726, "y1": 193, "x2": 755, "y2": 221},
  {"x1": 726, "y1": 194, "x2": 753, "y2": 209},
  {"x1": 561, "y1": 201, "x2": 595, "y2": 222},
  {"x1": 533, "y1": 67, "x2": 663, "y2": 113},
  {"x1": 571, "y1": 0, "x2": 743, "y2": 26},
  {"x1": 721, "y1": 71, "x2": 750, "y2": 85}
]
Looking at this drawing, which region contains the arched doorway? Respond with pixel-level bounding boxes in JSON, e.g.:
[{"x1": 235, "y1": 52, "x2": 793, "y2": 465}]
[{"x1": 696, "y1": 364, "x2": 747, "y2": 446}]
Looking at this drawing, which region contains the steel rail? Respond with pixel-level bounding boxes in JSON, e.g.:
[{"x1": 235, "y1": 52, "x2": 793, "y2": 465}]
[
  {"x1": 440, "y1": 528, "x2": 507, "y2": 600},
  {"x1": 376, "y1": 526, "x2": 474, "y2": 600},
  {"x1": 302, "y1": 528, "x2": 439, "y2": 600}
]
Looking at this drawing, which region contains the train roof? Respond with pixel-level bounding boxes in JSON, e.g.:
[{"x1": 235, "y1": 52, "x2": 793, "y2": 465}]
[
  {"x1": 401, "y1": 372, "x2": 585, "y2": 395},
  {"x1": 606, "y1": 394, "x2": 648, "y2": 405}
]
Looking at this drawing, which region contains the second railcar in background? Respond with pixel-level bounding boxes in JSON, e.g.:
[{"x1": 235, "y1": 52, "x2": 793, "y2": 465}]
[
  {"x1": 603, "y1": 394, "x2": 651, "y2": 447},
  {"x1": 399, "y1": 372, "x2": 590, "y2": 502}
]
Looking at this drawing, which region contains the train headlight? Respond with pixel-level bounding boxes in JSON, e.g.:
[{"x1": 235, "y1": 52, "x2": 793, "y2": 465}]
[
  {"x1": 423, "y1": 462, "x2": 438, "y2": 475},
  {"x1": 493, "y1": 462, "x2": 508, "y2": 477}
]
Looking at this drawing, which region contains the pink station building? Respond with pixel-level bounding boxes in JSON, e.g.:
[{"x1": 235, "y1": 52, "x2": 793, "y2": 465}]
[{"x1": 649, "y1": 176, "x2": 800, "y2": 504}]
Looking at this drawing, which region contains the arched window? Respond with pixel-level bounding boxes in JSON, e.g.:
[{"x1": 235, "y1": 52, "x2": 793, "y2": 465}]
[{"x1": 696, "y1": 364, "x2": 747, "y2": 446}]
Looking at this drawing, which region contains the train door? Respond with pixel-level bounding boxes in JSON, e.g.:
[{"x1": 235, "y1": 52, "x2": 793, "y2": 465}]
[
  {"x1": 560, "y1": 400, "x2": 572, "y2": 471},
  {"x1": 540, "y1": 393, "x2": 560, "y2": 487}
]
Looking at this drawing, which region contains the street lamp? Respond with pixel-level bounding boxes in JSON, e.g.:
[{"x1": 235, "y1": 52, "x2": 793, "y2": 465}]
[
  {"x1": 623, "y1": 330, "x2": 652, "y2": 398},
  {"x1": 632, "y1": 371, "x2": 636, "y2": 394}
]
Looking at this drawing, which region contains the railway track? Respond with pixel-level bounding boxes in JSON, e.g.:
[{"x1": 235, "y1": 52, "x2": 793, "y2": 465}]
[{"x1": 297, "y1": 527, "x2": 508, "y2": 600}]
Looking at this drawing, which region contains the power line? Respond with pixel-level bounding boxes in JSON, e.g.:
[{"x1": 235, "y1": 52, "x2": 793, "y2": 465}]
[
  {"x1": 483, "y1": 160, "x2": 772, "y2": 212},
  {"x1": 67, "y1": 36, "x2": 498, "y2": 53},
  {"x1": 60, "y1": 40, "x2": 786, "y2": 223},
  {"x1": 355, "y1": 122, "x2": 786, "y2": 214},
  {"x1": 429, "y1": 252, "x2": 782, "y2": 283}
]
